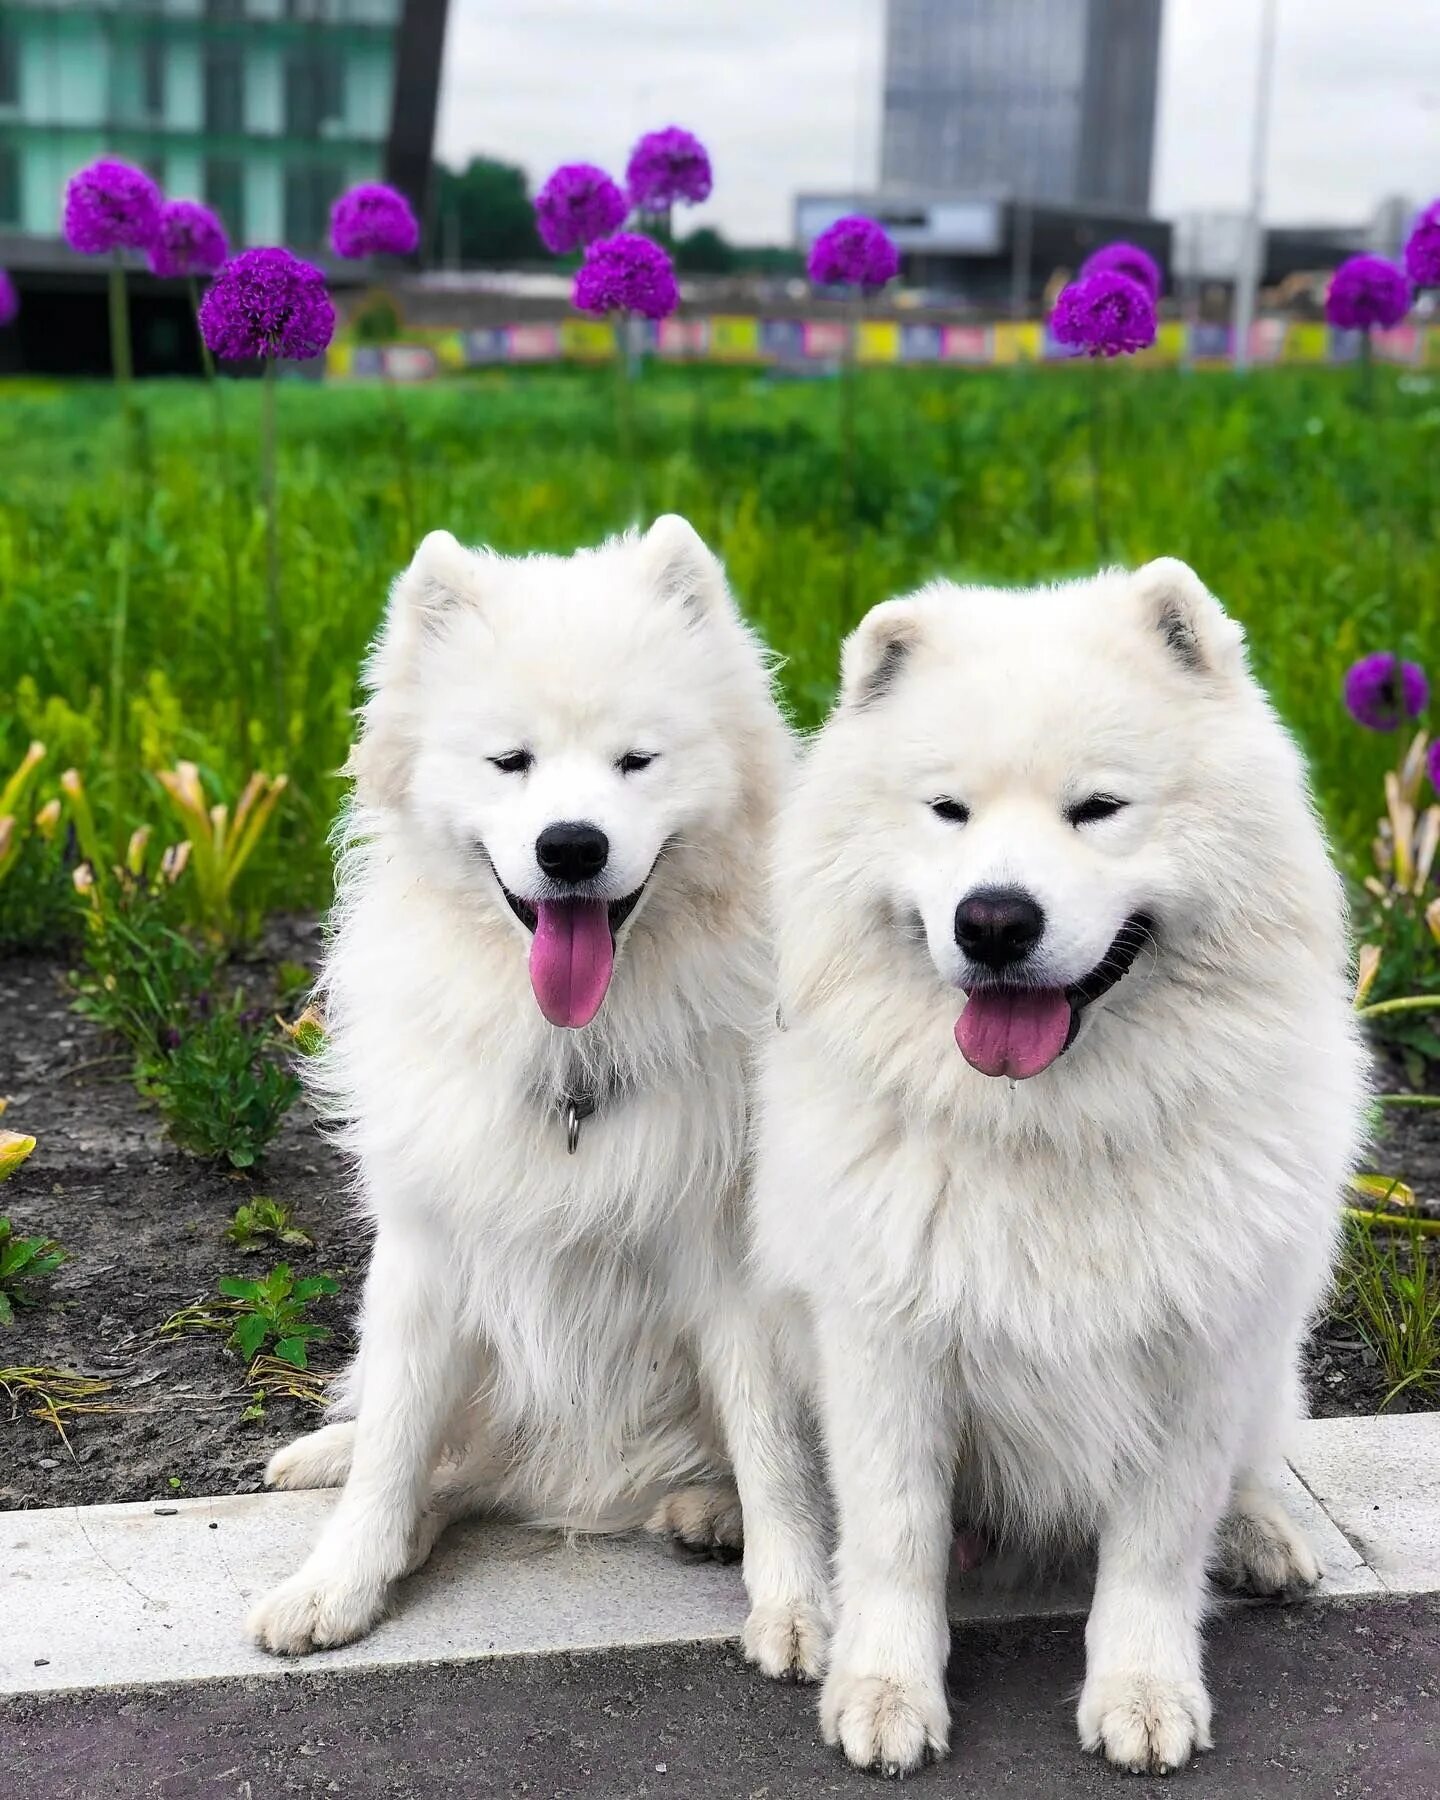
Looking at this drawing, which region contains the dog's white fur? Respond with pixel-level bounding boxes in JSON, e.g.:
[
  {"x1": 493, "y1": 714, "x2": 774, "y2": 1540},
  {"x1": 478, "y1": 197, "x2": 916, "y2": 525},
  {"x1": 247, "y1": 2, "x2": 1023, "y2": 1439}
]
[
  {"x1": 248, "y1": 517, "x2": 829, "y2": 1674},
  {"x1": 750, "y1": 561, "x2": 1368, "y2": 1775}
]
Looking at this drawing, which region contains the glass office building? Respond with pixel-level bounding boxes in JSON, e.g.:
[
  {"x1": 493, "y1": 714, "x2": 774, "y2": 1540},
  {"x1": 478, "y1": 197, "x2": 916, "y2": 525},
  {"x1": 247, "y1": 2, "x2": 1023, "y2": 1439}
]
[
  {"x1": 0, "y1": 0, "x2": 430, "y2": 256},
  {"x1": 880, "y1": 0, "x2": 1163, "y2": 213}
]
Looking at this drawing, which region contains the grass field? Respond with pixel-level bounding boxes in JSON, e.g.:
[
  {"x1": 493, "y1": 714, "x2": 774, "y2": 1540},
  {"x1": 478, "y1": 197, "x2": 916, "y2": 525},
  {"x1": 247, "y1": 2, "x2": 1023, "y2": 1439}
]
[{"x1": 1, "y1": 361, "x2": 1437, "y2": 917}]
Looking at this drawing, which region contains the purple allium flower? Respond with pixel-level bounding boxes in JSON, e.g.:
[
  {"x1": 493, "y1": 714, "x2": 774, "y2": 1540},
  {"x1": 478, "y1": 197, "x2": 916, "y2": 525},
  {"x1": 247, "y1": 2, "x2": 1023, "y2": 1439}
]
[
  {"x1": 1342, "y1": 652, "x2": 1429, "y2": 731},
  {"x1": 534, "y1": 163, "x2": 629, "y2": 257},
  {"x1": 63, "y1": 158, "x2": 163, "y2": 256},
  {"x1": 807, "y1": 215, "x2": 900, "y2": 292},
  {"x1": 1080, "y1": 240, "x2": 1162, "y2": 300},
  {"x1": 1404, "y1": 200, "x2": 1440, "y2": 289},
  {"x1": 198, "y1": 248, "x2": 336, "y2": 362},
  {"x1": 1325, "y1": 255, "x2": 1411, "y2": 332},
  {"x1": 626, "y1": 127, "x2": 713, "y2": 212},
  {"x1": 1051, "y1": 270, "x2": 1157, "y2": 357},
  {"x1": 330, "y1": 182, "x2": 420, "y2": 259},
  {"x1": 0, "y1": 269, "x2": 17, "y2": 327},
  {"x1": 148, "y1": 199, "x2": 229, "y2": 280},
  {"x1": 572, "y1": 232, "x2": 679, "y2": 320},
  {"x1": 1428, "y1": 738, "x2": 1440, "y2": 800}
]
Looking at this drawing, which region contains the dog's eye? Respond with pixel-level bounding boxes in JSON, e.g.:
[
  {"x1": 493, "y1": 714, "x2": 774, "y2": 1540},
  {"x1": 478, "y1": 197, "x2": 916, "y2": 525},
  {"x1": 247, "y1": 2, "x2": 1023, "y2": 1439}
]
[
  {"x1": 617, "y1": 751, "x2": 657, "y2": 775},
  {"x1": 1067, "y1": 794, "x2": 1128, "y2": 826},
  {"x1": 489, "y1": 751, "x2": 533, "y2": 775},
  {"x1": 930, "y1": 798, "x2": 970, "y2": 824}
]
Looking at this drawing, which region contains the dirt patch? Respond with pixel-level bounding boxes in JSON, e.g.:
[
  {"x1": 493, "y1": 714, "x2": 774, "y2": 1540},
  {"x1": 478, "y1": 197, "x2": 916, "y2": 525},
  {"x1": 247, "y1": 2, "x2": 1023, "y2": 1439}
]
[
  {"x1": 1, "y1": 940, "x2": 1435, "y2": 1509},
  {"x1": 1, "y1": 928, "x2": 367, "y2": 1511}
]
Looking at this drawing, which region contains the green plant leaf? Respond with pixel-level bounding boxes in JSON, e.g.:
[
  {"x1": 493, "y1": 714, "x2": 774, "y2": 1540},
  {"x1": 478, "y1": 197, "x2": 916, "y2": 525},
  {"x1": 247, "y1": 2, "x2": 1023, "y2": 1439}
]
[
  {"x1": 232, "y1": 1313, "x2": 270, "y2": 1359},
  {"x1": 273, "y1": 1336, "x2": 309, "y2": 1369},
  {"x1": 218, "y1": 1275, "x2": 260, "y2": 1300},
  {"x1": 0, "y1": 1291, "x2": 12, "y2": 1326}
]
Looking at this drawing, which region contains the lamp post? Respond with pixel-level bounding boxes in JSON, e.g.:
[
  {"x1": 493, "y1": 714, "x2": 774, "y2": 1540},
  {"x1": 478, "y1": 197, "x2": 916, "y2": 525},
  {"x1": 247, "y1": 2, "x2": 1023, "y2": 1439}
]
[{"x1": 1232, "y1": 0, "x2": 1279, "y2": 373}]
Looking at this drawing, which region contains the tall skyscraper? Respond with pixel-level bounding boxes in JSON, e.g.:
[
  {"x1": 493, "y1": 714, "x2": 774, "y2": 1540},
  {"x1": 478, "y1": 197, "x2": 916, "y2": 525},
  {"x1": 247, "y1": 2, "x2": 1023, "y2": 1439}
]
[{"x1": 881, "y1": 0, "x2": 1163, "y2": 212}]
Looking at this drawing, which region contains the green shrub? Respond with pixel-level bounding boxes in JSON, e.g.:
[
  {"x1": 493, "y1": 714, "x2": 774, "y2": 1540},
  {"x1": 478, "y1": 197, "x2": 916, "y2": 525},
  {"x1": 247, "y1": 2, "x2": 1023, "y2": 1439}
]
[{"x1": 0, "y1": 1217, "x2": 66, "y2": 1325}]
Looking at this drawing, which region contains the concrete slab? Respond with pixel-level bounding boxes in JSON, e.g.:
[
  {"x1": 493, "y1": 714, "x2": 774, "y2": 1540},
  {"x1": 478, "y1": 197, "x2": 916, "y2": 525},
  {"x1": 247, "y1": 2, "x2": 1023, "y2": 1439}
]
[
  {"x1": 1289, "y1": 1411, "x2": 1440, "y2": 1593},
  {"x1": 2, "y1": 1413, "x2": 1434, "y2": 1701},
  {"x1": 1, "y1": 1493, "x2": 748, "y2": 1697}
]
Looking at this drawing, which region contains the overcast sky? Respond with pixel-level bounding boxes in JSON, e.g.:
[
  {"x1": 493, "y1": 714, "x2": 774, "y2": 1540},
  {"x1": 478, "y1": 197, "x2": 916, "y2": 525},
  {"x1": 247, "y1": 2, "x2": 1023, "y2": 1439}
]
[{"x1": 434, "y1": 0, "x2": 1440, "y2": 242}]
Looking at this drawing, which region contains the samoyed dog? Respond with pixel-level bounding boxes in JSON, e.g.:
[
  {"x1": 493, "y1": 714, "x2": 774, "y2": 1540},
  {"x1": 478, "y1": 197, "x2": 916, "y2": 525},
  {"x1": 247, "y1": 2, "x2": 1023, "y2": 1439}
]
[
  {"x1": 751, "y1": 561, "x2": 1367, "y2": 1775},
  {"x1": 249, "y1": 517, "x2": 829, "y2": 1673}
]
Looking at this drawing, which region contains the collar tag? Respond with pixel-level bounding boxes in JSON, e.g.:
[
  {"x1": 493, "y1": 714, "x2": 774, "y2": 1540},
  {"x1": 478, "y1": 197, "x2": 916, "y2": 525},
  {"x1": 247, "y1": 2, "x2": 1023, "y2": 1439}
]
[{"x1": 564, "y1": 1090, "x2": 597, "y2": 1154}]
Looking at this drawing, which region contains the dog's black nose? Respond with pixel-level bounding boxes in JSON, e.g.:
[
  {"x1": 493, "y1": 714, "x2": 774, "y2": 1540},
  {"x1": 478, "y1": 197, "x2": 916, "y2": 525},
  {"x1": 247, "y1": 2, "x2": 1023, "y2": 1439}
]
[
  {"x1": 536, "y1": 821, "x2": 609, "y2": 884},
  {"x1": 954, "y1": 886, "x2": 1045, "y2": 970}
]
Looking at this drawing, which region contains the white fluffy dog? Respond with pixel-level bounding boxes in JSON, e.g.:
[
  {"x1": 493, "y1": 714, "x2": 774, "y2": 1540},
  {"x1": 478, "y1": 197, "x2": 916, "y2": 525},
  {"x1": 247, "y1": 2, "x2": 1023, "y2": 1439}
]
[
  {"x1": 249, "y1": 516, "x2": 829, "y2": 1674},
  {"x1": 751, "y1": 561, "x2": 1368, "y2": 1775}
]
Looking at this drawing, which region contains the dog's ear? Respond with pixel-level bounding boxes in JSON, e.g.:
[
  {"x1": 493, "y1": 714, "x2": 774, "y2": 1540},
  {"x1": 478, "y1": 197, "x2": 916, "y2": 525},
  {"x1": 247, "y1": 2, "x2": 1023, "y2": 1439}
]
[
  {"x1": 393, "y1": 529, "x2": 480, "y2": 631},
  {"x1": 349, "y1": 532, "x2": 481, "y2": 809},
  {"x1": 1131, "y1": 558, "x2": 1245, "y2": 677},
  {"x1": 840, "y1": 600, "x2": 924, "y2": 707},
  {"x1": 638, "y1": 514, "x2": 732, "y2": 619}
]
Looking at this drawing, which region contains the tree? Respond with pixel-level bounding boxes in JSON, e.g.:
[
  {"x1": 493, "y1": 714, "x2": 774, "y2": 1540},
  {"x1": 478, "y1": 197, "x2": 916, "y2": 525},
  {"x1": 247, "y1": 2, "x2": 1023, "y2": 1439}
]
[
  {"x1": 673, "y1": 227, "x2": 737, "y2": 275},
  {"x1": 430, "y1": 157, "x2": 544, "y2": 266}
]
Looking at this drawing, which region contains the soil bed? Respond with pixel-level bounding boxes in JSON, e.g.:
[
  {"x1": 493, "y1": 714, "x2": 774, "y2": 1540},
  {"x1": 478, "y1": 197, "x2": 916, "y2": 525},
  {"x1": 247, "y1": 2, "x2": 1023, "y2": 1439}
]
[
  {"x1": 1, "y1": 936, "x2": 1435, "y2": 1509},
  {"x1": 1, "y1": 925, "x2": 366, "y2": 1511}
]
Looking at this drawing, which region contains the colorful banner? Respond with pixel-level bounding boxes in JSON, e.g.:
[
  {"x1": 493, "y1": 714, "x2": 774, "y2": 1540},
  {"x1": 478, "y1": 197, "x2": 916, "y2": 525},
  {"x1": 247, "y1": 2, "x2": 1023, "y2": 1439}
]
[
  {"x1": 508, "y1": 324, "x2": 561, "y2": 361},
  {"x1": 657, "y1": 318, "x2": 707, "y2": 356},
  {"x1": 856, "y1": 320, "x2": 901, "y2": 363},
  {"x1": 803, "y1": 319, "x2": 848, "y2": 359},
  {"x1": 559, "y1": 319, "x2": 616, "y2": 360},
  {"x1": 1284, "y1": 322, "x2": 1329, "y2": 364},
  {"x1": 941, "y1": 325, "x2": 991, "y2": 363},
  {"x1": 331, "y1": 317, "x2": 1440, "y2": 377},
  {"x1": 900, "y1": 322, "x2": 944, "y2": 362},
  {"x1": 992, "y1": 322, "x2": 1044, "y2": 364},
  {"x1": 708, "y1": 315, "x2": 762, "y2": 361}
]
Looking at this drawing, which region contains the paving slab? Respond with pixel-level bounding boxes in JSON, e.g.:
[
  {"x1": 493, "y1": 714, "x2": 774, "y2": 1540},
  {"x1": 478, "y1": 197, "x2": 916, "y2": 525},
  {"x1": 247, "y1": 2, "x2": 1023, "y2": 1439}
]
[
  {"x1": 2, "y1": 1414, "x2": 1434, "y2": 1702},
  {"x1": 1288, "y1": 1412, "x2": 1440, "y2": 1592}
]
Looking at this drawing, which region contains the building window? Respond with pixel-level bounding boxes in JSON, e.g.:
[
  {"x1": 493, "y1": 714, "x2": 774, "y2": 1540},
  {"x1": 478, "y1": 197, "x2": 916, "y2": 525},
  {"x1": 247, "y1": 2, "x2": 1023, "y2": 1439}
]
[
  {"x1": 284, "y1": 48, "x2": 344, "y2": 137},
  {"x1": 284, "y1": 164, "x2": 337, "y2": 251},
  {"x1": 204, "y1": 47, "x2": 245, "y2": 135},
  {"x1": 141, "y1": 37, "x2": 167, "y2": 121},
  {"x1": 0, "y1": 21, "x2": 20, "y2": 109},
  {"x1": 0, "y1": 145, "x2": 19, "y2": 226},
  {"x1": 205, "y1": 157, "x2": 246, "y2": 243}
]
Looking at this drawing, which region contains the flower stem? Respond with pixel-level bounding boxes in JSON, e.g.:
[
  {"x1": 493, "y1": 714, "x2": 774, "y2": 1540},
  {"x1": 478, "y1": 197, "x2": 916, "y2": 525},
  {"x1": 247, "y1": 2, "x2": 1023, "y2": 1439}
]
[
  {"x1": 381, "y1": 363, "x2": 418, "y2": 550},
  {"x1": 614, "y1": 314, "x2": 638, "y2": 522},
  {"x1": 1357, "y1": 995, "x2": 1440, "y2": 1019},
  {"x1": 106, "y1": 255, "x2": 135, "y2": 816},
  {"x1": 840, "y1": 291, "x2": 861, "y2": 610},
  {"x1": 1374, "y1": 1093, "x2": 1440, "y2": 1108},
  {"x1": 1346, "y1": 1207, "x2": 1440, "y2": 1236},
  {"x1": 261, "y1": 357, "x2": 285, "y2": 747},
  {"x1": 1358, "y1": 329, "x2": 1375, "y2": 413},
  {"x1": 190, "y1": 277, "x2": 248, "y2": 766},
  {"x1": 1089, "y1": 355, "x2": 1109, "y2": 558}
]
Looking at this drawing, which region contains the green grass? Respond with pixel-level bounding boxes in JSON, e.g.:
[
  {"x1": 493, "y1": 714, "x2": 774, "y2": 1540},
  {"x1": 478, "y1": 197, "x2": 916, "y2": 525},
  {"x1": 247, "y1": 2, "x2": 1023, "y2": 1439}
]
[{"x1": 2, "y1": 362, "x2": 1437, "y2": 917}]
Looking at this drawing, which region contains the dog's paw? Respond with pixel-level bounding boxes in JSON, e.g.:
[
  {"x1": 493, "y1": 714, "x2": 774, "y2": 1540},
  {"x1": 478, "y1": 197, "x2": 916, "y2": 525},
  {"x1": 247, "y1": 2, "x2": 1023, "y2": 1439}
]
[
  {"x1": 742, "y1": 1598, "x2": 829, "y2": 1683},
  {"x1": 1078, "y1": 1670, "x2": 1213, "y2": 1774},
  {"x1": 247, "y1": 1561, "x2": 386, "y2": 1656},
  {"x1": 1213, "y1": 1498, "x2": 1320, "y2": 1601},
  {"x1": 647, "y1": 1482, "x2": 744, "y2": 1563},
  {"x1": 264, "y1": 1421, "x2": 355, "y2": 1492},
  {"x1": 820, "y1": 1669, "x2": 949, "y2": 1777}
]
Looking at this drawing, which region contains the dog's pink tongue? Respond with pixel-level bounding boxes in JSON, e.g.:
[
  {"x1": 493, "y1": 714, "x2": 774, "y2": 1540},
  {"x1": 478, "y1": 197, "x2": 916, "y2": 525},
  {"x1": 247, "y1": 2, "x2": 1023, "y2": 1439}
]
[
  {"x1": 955, "y1": 988, "x2": 1072, "y2": 1079},
  {"x1": 529, "y1": 900, "x2": 613, "y2": 1028}
]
